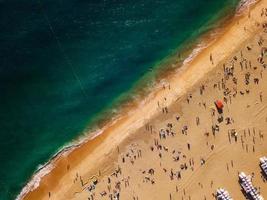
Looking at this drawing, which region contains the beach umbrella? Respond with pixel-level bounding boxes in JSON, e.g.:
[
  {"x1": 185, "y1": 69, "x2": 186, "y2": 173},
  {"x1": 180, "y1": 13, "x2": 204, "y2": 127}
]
[
  {"x1": 215, "y1": 100, "x2": 224, "y2": 109},
  {"x1": 215, "y1": 100, "x2": 224, "y2": 114}
]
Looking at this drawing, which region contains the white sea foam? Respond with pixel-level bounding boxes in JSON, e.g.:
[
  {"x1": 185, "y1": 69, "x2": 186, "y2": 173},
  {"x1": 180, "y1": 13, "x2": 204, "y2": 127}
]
[
  {"x1": 236, "y1": 0, "x2": 258, "y2": 14},
  {"x1": 15, "y1": 162, "x2": 55, "y2": 200},
  {"x1": 182, "y1": 41, "x2": 211, "y2": 66},
  {"x1": 182, "y1": 0, "x2": 258, "y2": 66},
  {"x1": 15, "y1": 142, "x2": 82, "y2": 200}
]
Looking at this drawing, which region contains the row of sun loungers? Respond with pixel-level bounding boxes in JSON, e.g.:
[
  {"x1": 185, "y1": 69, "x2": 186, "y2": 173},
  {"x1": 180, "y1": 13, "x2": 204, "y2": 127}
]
[
  {"x1": 216, "y1": 157, "x2": 267, "y2": 200},
  {"x1": 216, "y1": 188, "x2": 233, "y2": 200},
  {"x1": 260, "y1": 156, "x2": 267, "y2": 176},
  {"x1": 239, "y1": 172, "x2": 264, "y2": 200}
]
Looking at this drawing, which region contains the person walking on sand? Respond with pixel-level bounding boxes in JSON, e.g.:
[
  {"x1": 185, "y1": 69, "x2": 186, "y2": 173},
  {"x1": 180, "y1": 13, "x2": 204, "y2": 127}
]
[
  {"x1": 210, "y1": 53, "x2": 214, "y2": 65},
  {"x1": 196, "y1": 116, "x2": 200, "y2": 126}
]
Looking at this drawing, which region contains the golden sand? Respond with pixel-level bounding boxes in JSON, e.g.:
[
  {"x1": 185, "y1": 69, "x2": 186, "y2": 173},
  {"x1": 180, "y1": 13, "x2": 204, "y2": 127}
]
[{"x1": 21, "y1": 0, "x2": 267, "y2": 199}]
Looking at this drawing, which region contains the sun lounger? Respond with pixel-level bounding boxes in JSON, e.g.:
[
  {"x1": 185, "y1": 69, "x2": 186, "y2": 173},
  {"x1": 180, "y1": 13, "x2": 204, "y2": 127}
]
[
  {"x1": 216, "y1": 188, "x2": 233, "y2": 200},
  {"x1": 239, "y1": 172, "x2": 264, "y2": 200}
]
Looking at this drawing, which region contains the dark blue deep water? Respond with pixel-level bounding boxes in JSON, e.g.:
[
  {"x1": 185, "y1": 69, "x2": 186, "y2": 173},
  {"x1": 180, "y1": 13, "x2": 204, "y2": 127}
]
[{"x1": 0, "y1": 0, "x2": 240, "y2": 199}]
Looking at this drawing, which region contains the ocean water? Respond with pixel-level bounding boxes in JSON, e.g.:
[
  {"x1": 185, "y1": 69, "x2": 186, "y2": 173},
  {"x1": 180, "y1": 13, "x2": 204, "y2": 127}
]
[{"x1": 0, "y1": 0, "x2": 240, "y2": 199}]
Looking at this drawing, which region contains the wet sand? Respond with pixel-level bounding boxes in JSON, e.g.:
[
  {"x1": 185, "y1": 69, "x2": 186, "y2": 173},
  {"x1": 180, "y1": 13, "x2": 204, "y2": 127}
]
[{"x1": 21, "y1": 0, "x2": 267, "y2": 199}]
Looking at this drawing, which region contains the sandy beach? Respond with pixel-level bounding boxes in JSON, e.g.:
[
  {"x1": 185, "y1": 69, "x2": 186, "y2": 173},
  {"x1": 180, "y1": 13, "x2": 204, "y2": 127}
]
[{"x1": 20, "y1": 0, "x2": 267, "y2": 199}]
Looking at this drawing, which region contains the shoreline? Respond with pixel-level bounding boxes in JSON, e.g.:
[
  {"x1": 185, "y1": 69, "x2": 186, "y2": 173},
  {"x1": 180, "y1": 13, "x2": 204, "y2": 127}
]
[{"x1": 17, "y1": 0, "x2": 263, "y2": 199}]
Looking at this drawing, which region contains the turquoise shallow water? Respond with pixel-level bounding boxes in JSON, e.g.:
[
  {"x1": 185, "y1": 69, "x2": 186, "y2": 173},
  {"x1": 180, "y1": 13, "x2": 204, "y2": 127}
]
[{"x1": 0, "y1": 0, "x2": 240, "y2": 199}]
